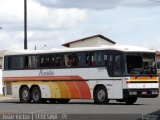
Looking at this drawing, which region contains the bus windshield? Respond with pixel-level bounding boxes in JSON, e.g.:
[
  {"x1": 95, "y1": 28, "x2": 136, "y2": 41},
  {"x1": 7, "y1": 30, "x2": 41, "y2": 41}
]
[{"x1": 124, "y1": 53, "x2": 157, "y2": 76}]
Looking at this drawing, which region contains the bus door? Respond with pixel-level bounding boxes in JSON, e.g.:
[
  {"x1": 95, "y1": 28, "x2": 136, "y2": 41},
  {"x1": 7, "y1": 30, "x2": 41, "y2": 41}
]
[{"x1": 107, "y1": 51, "x2": 123, "y2": 99}]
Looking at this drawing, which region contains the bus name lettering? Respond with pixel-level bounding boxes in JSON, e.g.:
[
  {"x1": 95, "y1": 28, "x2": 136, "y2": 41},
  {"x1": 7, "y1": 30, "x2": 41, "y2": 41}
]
[{"x1": 39, "y1": 70, "x2": 54, "y2": 76}]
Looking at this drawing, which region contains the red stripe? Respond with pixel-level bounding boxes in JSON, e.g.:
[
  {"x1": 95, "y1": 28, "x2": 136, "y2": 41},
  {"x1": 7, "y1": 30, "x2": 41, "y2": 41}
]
[
  {"x1": 3, "y1": 76, "x2": 85, "y2": 82},
  {"x1": 69, "y1": 76, "x2": 91, "y2": 99}
]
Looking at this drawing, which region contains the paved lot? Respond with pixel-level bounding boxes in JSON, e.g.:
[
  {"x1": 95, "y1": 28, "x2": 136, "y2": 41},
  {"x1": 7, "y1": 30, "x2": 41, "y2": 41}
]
[
  {"x1": 0, "y1": 97, "x2": 160, "y2": 114},
  {"x1": 0, "y1": 96, "x2": 159, "y2": 115}
]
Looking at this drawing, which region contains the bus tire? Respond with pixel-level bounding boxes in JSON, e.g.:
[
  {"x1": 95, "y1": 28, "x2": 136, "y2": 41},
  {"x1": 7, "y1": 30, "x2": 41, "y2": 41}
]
[
  {"x1": 94, "y1": 86, "x2": 109, "y2": 104},
  {"x1": 57, "y1": 99, "x2": 70, "y2": 104},
  {"x1": 124, "y1": 96, "x2": 137, "y2": 105},
  {"x1": 31, "y1": 86, "x2": 41, "y2": 103},
  {"x1": 20, "y1": 86, "x2": 31, "y2": 103}
]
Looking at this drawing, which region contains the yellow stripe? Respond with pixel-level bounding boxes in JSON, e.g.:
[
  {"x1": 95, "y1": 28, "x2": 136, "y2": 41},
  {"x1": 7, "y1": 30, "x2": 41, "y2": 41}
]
[
  {"x1": 49, "y1": 82, "x2": 61, "y2": 98},
  {"x1": 56, "y1": 82, "x2": 71, "y2": 98}
]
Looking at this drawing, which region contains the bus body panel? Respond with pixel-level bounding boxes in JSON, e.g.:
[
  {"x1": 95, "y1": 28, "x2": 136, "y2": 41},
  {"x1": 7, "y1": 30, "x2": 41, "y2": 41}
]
[{"x1": 3, "y1": 68, "x2": 124, "y2": 99}]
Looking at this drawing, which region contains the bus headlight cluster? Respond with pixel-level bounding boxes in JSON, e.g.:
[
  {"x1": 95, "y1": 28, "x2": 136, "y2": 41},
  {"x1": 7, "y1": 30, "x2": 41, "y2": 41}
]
[{"x1": 152, "y1": 91, "x2": 159, "y2": 95}]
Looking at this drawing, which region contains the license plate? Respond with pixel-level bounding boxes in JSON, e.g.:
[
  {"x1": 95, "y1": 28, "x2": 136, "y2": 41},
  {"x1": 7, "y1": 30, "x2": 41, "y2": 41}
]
[{"x1": 141, "y1": 91, "x2": 147, "y2": 95}]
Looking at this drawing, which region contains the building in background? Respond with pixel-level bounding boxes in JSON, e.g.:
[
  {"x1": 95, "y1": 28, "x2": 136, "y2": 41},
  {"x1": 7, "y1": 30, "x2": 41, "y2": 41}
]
[{"x1": 62, "y1": 34, "x2": 116, "y2": 48}]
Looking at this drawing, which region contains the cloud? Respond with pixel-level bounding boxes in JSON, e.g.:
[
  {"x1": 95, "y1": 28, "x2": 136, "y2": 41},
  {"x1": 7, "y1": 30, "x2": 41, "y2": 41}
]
[
  {"x1": 120, "y1": 0, "x2": 160, "y2": 7},
  {"x1": 36, "y1": 0, "x2": 160, "y2": 10},
  {"x1": 0, "y1": 0, "x2": 88, "y2": 50},
  {"x1": 0, "y1": 0, "x2": 88, "y2": 31},
  {"x1": 37, "y1": 0, "x2": 120, "y2": 10},
  {"x1": 27, "y1": 31, "x2": 64, "y2": 50},
  {"x1": 27, "y1": 0, "x2": 88, "y2": 30},
  {"x1": 0, "y1": 31, "x2": 23, "y2": 50},
  {"x1": 0, "y1": 30, "x2": 64, "y2": 50},
  {"x1": 28, "y1": 8, "x2": 87, "y2": 30},
  {"x1": 0, "y1": 0, "x2": 24, "y2": 31}
]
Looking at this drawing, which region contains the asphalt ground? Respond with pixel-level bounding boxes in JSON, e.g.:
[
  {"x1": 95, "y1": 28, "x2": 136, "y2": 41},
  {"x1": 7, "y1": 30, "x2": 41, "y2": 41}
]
[{"x1": 0, "y1": 95, "x2": 160, "y2": 120}]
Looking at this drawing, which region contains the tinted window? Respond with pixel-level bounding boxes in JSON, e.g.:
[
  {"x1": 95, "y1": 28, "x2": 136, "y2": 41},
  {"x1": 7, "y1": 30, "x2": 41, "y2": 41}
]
[
  {"x1": 55, "y1": 54, "x2": 65, "y2": 67},
  {"x1": 25, "y1": 55, "x2": 39, "y2": 69},
  {"x1": 5, "y1": 56, "x2": 24, "y2": 69},
  {"x1": 107, "y1": 52, "x2": 122, "y2": 77},
  {"x1": 114, "y1": 55, "x2": 122, "y2": 76},
  {"x1": 4, "y1": 50, "x2": 110, "y2": 70},
  {"x1": 40, "y1": 55, "x2": 55, "y2": 68}
]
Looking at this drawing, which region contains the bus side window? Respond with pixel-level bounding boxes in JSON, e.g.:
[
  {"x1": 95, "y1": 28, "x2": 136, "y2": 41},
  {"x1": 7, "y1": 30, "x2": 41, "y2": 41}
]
[
  {"x1": 85, "y1": 53, "x2": 90, "y2": 66},
  {"x1": 40, "y1": 57, "x2": 45, "y2": 67},
  {"x1": 24, "y1": 56, "x2": 29, "y2": 68},
  {"x1": 77, "y1": 52, "x2": 83, "y2": 67},
  {"x1": 72, "y1": 54, "x2": 79, "y2": 67},
  {"x1": 55, "y1": 55, "x2": 60, "y2": 67},
  {"x1": 91, "y1": 52, "x2": 96, "y2": 66},
  {"x1": 55, "y1": 54, "x2": 65, "y2": 67},
  {"x1": 104, "y1": 53, "x2": 108, "y2": 66},
  {"x1": 4, "y1": 57, "x2": 9, "y2": 70},
  {"x1": 64, "y1": 53, "x2": 80, "y2": 67},
  {"x1": 114, "y1": 55, "x2": 121, "y2": 76},
  {"x1": 85, "y1": 52, "x2": 97, "y2": 67},
  {"x1": 68, "y1": 54, "x2": 72, "y2": 67},
  {"x1": 96, "y1": 51, "x2": 105, "y2": 66},
  {"x1": 107, "y1": 54, "x2": 113, "y2": 76},
  {"x1": 28, "y1": 56, "x2": 38, "y2": 69},
  {"x1": 50, "y1": 56, "x2": 55, "y2": 67}
]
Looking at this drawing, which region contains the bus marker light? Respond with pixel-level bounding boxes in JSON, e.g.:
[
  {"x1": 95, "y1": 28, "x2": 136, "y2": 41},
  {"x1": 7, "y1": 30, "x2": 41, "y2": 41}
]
[{"x1": 152, "y1": 91, "x2": 158, "y2": 95}]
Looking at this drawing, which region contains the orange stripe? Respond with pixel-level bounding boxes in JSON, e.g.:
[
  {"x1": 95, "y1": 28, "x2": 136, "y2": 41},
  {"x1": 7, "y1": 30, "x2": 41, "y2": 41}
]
[
  {"x1": 65, "y1": 81, "x2": 81, "y2": 98},
  {"x1": 130, "y1": 77, "x2": 158, "y2": 81}
]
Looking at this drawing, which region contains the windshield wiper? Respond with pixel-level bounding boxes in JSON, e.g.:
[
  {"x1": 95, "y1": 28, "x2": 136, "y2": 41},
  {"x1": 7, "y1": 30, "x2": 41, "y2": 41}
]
[
  {"x1": 135, "y1": 68, "x2": 144, "y2": 78},
  {"x1": 130, "y1": 68, "x2": 143, "y2": 78}
]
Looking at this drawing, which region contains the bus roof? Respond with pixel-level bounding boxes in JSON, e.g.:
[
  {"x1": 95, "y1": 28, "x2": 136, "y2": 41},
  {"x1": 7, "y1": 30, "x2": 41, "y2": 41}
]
[{"x1": 3, "y1": 45, "x2": 155, "y2": 56}]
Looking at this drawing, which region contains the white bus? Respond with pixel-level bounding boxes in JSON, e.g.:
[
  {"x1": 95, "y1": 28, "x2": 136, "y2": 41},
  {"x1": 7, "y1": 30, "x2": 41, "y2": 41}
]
[{"x1": 2, "y1": 45, "x2": 159, "y2": 104}]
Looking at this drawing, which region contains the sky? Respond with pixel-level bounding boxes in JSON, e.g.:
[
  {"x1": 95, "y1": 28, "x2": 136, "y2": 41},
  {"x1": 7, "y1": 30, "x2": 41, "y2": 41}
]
[{"x1": 0, "y1": 0, "x2": 160, "y2": 50}]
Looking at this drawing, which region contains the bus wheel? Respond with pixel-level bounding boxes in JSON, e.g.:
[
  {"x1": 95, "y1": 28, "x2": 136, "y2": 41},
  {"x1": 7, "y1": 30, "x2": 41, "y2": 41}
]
[
  {"x1": 31, "y1": 87, "x2": 41, "y2": 103},
  {"x1": 57, "y1": 99, "x2": 70, "y2": 104},
  {"x1": 124, "y1": 96, "x2": 137, "y2": 105},
  {"x1": 20, "y1": 86, "x2": 31, "y2": 103},
  {"x1": 94, "y1": 86, "x2": 109, "y2": 104}
]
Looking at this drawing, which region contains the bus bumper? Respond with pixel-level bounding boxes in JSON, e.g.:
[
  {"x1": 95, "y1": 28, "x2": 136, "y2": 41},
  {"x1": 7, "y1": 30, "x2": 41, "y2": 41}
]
[{"x1": 123, "y1": 89, "x2": 159, "y2": 98}]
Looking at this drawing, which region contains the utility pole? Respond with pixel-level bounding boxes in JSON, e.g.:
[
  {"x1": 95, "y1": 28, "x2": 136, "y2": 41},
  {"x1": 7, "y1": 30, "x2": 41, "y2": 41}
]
[{"x1": 24, "y1": 0, "x2": 27, "y2": 49}]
